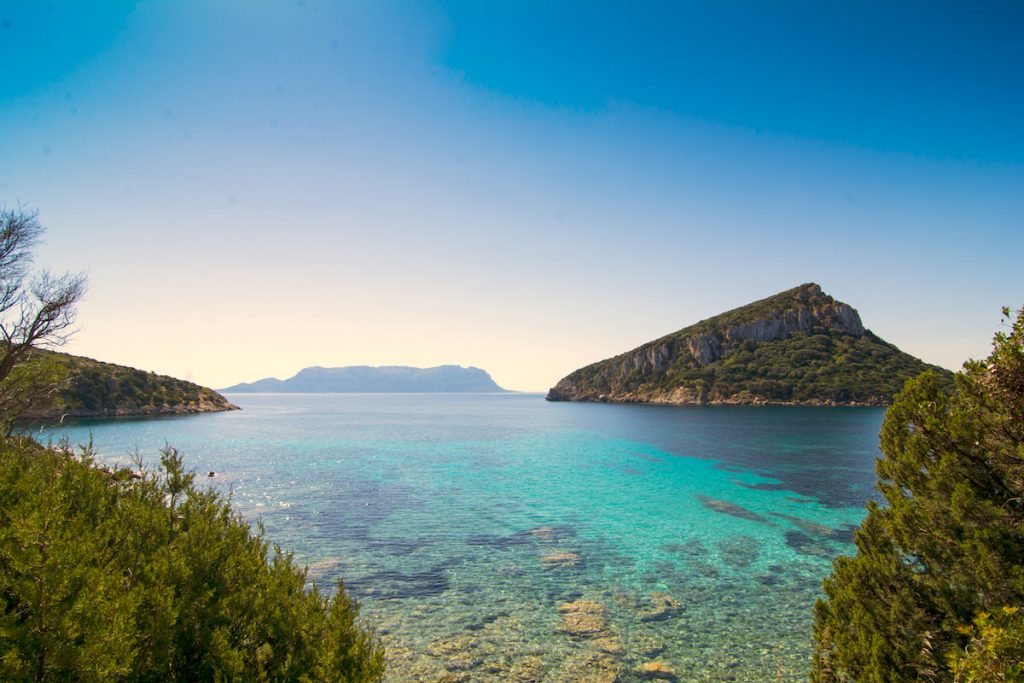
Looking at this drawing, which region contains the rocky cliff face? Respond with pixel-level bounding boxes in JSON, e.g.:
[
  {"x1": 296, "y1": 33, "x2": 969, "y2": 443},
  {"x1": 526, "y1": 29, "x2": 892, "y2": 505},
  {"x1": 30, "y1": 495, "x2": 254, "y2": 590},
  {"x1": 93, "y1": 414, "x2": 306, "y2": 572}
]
[
  {"x1": 547, "y1": 284, "x2": 948, "y2": 406},
  {"x1": 614, "y1": 285, "x2": 863, "y2": 374}
]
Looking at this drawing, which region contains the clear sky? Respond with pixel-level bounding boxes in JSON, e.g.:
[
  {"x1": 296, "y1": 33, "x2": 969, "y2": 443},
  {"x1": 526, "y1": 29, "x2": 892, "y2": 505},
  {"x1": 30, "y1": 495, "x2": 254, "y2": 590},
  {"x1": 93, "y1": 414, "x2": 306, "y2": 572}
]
[{"x1": 1, "y1": 1, "x2": 1022, "y2": 392}]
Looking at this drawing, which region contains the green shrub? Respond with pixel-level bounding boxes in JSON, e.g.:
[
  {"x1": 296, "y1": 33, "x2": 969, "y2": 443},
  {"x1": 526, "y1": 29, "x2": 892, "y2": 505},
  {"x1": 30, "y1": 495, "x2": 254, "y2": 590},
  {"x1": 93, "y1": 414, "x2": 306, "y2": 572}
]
[
  {"x1": 949, "y1": 606, "x2": 1024, "y2": 682},
  {"x1": 0, "y1": 438, "x2": 384, "y2": 682}
]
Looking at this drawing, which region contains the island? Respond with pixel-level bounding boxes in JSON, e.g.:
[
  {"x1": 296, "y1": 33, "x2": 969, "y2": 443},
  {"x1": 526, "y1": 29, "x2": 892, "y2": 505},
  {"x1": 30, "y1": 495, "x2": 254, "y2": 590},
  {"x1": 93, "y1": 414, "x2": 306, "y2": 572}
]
[
  {"x1": 222, "y1": 364, "x2": 507, "y2": 393},
  {"x1": 547, "y1": 283, "x2": 954, "y2": 406},
  {"x1": 18, "y1": 350, "x2": 238, "y2": 420}
]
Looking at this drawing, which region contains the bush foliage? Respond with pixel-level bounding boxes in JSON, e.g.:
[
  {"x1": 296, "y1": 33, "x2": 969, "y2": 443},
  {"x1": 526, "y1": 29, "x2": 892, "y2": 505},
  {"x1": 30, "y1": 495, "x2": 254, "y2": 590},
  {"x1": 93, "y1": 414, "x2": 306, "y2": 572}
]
[
  {"x1": 812, "y1": 307, "x2": 1024, "y2": 681},
  {"x1": 0, "y1": 438, "x2": 384, "y2": 682}
]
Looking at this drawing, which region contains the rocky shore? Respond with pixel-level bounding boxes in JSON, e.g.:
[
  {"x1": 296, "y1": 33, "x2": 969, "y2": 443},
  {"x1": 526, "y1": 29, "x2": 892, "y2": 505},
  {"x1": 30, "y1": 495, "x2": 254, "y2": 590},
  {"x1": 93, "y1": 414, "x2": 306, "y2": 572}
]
[
  {"x1": 21, "y1": 395, "x2": 238, "y2": 420},
  {"x1": 546, "y1": 389, "x2": 889, "y2": 407}
]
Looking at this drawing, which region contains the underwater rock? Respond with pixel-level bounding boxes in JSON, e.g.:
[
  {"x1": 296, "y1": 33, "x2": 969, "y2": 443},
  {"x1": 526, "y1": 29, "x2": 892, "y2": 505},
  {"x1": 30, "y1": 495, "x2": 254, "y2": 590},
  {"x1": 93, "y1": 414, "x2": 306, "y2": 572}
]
[
  {"x1": 444, "y1": 652, "x2": 483, "y2": 672},
  {"x1": 639, "y1": 660, "x2": 679, "y2": 680},
  {"x1": 425, "y1": 635, "x2": 487, "y2": 674},
  {"x1": 427, "y1": 635, "x2": 478, "y2": 655},
  {"x1": 716, "y1": 536, "x2": 760, "y2": 568},
  {"x1": 508, "y1": 655, "x2": 546, "y2": 681},
  {"x1": 593, "y1": 635, "x2": 625, "y2": 655},
  {"x1": 697, "y1": 495, "x2": 773, "y2": 524},
  {"x1": 637, "y1": 592, "x2": 683, "y2": 622},
  {"x1": 771, "y1": 513, "x2": 856, "y2": 542},
  {"x1": 347, "y1": 563, "x2": 451, "y2": 599},
  {"x1": 682, "y1": 538, "x2": 709, "y2": 556},
  {"x1": 557, "y1": 600, "x2": 609, "y2": 638},
  {"x1": 366, "y1": 537, "x2": 431, "y2": 556},
  {"x1": 469, "y1": 525, "x2": 579, "y2": 550},
  {"x1": 558, "y1": 651, "x2": 622, "y2": 683},
  {"x1": 541, "y1": 551, "x2": 581, "y2": 569},
  {"x1": 557, "y1": 599, "x2": 604, "y2": 615},
  {"x1": 634, "y1": 632, "x2": 667, "y2": 657},
  {"x1": 435, "y1": 674, "x2": 471, "y2": 683},
  {"x1": 756, "y1": 574, "x2": 783, "y2": 586},
  {"x1": 613, "y1": 591, "x2": 642, "y2": 610},
  {"x1": 689, "y1": 559, "x2": 721, "y2": 578},
  {"x1": 479, "y1": 660, "x2": 510, "y2": 676},
  {"x1": 530, "y1": 524, "x2": 577, "y2": 543},
  {"x1": 652, "y1": 560, "x2": 678, "y2": 576},
  {"x1": 785, "y1": 530, "x2": 835, "y2": 559}
]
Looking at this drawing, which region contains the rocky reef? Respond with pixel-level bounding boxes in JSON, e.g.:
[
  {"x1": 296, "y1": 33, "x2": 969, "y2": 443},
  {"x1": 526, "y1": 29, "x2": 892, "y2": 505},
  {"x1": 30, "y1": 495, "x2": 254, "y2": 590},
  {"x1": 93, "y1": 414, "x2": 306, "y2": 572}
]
[{"x1": 547, "y1": 283, "x2": 952, "y2": 406}]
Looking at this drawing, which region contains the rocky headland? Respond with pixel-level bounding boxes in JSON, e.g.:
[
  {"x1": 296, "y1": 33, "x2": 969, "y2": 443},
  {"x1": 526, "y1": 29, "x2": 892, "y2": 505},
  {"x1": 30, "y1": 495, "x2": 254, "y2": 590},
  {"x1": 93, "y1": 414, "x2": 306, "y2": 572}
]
[
  {"x1": 18, "y1": 350, "x2": 237, "y2": 420},
  {"x1": 548, "y1": 283, "x2": 953, "y2": 406}
]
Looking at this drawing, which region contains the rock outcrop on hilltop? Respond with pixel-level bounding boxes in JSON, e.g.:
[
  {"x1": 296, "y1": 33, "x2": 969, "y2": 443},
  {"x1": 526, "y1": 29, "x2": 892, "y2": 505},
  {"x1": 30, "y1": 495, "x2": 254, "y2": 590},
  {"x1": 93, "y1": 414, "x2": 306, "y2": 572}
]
[{"x1": 547, "y1": 283, "x2": 953, "y2": 406}]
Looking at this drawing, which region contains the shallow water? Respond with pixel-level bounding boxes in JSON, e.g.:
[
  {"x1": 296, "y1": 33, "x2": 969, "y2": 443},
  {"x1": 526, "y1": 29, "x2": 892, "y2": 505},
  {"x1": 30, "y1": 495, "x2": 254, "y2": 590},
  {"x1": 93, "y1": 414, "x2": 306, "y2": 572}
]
[{"x1": 41, "y1": 393, "x2": 882, "y2": 681}]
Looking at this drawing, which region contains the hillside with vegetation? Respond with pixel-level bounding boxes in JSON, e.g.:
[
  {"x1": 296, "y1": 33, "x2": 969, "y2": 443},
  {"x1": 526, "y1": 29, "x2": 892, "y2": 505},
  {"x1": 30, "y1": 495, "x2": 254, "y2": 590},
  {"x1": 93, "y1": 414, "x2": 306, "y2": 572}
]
[
  {"x1": 17, "y1": 349, "x2": 237, "y2": 420},
  {"x1": 547, "y1": 283, "x2": 954, "y2": 406}
]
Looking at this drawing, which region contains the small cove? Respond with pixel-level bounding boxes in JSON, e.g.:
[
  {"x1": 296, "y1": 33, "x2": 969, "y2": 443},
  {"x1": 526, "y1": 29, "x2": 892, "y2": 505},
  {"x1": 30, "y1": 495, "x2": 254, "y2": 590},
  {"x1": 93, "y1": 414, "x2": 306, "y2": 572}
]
[{"x1": 43, "y1": 393, "x2": 883, "y2": 681}]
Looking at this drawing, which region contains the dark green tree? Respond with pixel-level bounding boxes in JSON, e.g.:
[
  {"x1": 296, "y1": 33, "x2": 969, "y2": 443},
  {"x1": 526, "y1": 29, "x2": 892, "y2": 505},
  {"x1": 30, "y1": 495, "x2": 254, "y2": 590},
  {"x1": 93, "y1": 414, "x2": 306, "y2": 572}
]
[{"x1": 812, "y1": 307, "x2": 1024, "y2": 681}]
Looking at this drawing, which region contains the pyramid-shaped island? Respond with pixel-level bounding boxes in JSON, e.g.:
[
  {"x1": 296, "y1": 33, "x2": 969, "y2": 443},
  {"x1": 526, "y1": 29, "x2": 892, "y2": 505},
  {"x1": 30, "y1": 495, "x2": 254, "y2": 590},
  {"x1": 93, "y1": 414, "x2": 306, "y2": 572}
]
[{"x1": 547, "y1": 283, "x2": 953, "y2": 406}]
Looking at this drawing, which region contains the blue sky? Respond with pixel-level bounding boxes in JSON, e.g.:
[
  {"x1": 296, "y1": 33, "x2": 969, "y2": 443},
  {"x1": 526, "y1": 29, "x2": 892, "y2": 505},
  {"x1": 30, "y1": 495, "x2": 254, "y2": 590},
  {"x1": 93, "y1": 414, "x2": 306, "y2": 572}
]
[{"x1": 1, "y1": 1, "x2": 1021, "y2": 391}]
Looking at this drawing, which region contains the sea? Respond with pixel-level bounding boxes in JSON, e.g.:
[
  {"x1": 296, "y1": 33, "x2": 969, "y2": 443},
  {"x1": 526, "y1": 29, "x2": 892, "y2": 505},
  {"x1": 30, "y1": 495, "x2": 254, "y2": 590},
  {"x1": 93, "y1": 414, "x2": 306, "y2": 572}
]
[{"x1": 40, "y1": 393, "x2": 883, "y2": 682}]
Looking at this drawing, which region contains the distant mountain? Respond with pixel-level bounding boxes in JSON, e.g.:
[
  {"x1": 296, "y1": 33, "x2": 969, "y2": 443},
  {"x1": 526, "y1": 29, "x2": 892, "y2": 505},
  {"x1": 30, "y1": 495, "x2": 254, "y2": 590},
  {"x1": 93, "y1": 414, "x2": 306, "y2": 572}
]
[
  {"x1": 222, "y1": 365, "x2": 507, "y2": 393},
  {"x1": 19, "y1": 350, "x2": 238, "y2": 420},
  {"x1": 547, "y1": 283, "x2": 954, "y2": 406}
]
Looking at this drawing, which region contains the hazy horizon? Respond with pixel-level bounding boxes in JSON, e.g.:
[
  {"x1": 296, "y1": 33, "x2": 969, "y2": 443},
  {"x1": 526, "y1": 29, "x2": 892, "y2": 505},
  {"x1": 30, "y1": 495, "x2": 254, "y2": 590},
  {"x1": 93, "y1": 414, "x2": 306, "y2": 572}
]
[{"x1": 3, "y1": 1, "x2": 1022, "y2": 392}]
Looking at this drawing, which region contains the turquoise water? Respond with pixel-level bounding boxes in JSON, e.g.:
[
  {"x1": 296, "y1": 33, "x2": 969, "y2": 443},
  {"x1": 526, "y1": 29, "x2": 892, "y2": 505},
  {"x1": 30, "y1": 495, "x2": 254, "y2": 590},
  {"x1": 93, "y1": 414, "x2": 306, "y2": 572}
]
[{"x1": 40, "y1": 393, "x2": 883, "y2": 682}]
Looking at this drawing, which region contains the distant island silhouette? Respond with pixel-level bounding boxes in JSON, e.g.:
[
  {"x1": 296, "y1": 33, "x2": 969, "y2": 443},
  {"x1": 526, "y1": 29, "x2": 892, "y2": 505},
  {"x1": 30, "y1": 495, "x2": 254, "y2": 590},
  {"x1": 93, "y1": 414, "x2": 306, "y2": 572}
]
[{"x1": 222, "y1": 365, "x2": 507, "y2": 393}]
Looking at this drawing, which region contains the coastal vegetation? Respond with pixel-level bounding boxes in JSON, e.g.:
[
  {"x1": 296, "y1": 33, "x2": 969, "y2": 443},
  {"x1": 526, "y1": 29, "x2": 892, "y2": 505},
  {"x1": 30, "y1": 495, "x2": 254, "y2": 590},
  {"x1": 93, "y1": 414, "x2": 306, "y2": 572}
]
[
  {"x1": 0, "y1": 437, "x2": 384, "y2": 681},
  {"x1": 547, "y1": 283, "x2": 954, "y2": 405},
  {"x1": 16, "y1": 349, "x2": 237, "y2": 421},
  {"x1": 812, "y1": 307, "x2": 1024, "y2": 681}
]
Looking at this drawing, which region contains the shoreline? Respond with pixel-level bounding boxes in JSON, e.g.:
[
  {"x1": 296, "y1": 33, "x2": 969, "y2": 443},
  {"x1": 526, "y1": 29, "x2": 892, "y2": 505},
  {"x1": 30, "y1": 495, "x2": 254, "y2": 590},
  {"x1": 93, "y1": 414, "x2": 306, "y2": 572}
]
[
  {"x1": 546, "y1": 395, "x2": 889, "y2": 407},
  {"x1": 19, "y1": 401, "x2": 239, "y2": 422}
]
